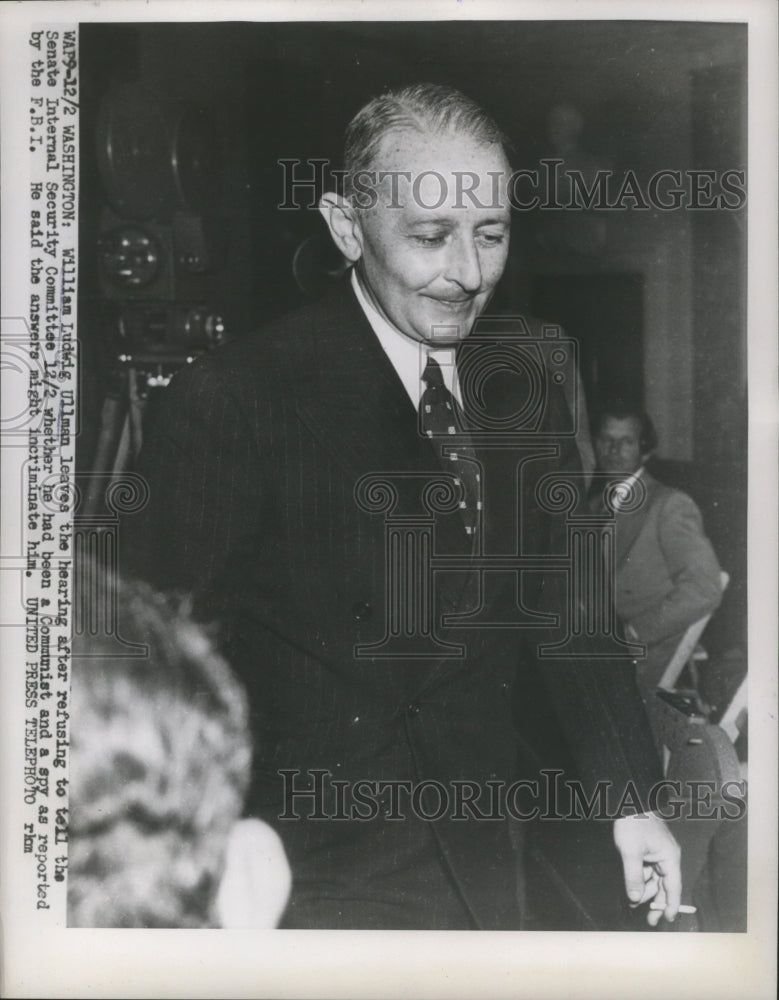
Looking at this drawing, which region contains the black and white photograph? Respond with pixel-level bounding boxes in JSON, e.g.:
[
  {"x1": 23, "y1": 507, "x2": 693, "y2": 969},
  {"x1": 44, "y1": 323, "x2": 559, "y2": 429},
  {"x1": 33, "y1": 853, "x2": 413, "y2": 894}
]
[{"x1": 0, "y1": 1, "x2": 776, "y2": 998}]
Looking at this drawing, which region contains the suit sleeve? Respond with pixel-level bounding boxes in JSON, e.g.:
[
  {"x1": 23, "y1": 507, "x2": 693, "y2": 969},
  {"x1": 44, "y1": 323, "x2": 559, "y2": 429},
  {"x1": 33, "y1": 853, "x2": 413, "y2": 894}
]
[
  {"x1": 121, "y1": 359, "x2": 264, "y2": 603},
  {"x1": 627, "y1": 492, "x2": 723, "y2": 645}
]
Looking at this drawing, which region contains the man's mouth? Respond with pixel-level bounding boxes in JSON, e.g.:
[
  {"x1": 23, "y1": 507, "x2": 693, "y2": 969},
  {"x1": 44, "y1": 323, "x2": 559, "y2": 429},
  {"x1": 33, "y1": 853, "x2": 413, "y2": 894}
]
[{"x1": 430, "y1": 296, "x2": 476, "y2": 308}]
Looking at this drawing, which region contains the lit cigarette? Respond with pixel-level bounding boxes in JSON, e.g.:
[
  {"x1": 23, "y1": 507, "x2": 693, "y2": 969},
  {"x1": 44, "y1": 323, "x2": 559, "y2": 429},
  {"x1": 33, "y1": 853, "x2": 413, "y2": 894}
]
[{"x1": 649, "y1": 903, "x2": 697, "y2": 914}]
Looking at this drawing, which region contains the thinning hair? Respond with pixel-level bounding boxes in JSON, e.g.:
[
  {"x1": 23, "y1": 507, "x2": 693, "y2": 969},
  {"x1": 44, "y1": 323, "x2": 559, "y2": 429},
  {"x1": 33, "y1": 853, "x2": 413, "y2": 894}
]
[
  {"x1": 342, "y1": 82, "x2": 510, "y2": 199},
  {"x1": 67, "y1": 571, "x2": 251, "y2": 928}
]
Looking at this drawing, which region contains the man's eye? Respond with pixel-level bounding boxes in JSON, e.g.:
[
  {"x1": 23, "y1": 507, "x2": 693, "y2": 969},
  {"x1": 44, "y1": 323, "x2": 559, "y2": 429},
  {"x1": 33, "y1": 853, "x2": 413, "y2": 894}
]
[
  {"x1": 477, "y1": 231, "x2": 506, "y2": 247},
  {"x1": 413, "y1": 234, "x2": 446, "y2": 247}
]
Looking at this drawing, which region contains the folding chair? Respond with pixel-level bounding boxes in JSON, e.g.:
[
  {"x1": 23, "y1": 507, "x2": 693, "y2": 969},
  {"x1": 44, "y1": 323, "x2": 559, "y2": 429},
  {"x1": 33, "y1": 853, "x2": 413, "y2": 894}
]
[{"x1": 657, "y1": 570, "x2": 730, "y2": 691}]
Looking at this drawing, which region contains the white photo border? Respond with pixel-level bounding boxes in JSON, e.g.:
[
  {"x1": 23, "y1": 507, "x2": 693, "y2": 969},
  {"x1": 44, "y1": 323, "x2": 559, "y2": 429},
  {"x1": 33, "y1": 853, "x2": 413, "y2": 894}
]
[{"x1": 1, "y1": 2, "x2": 776, "y2": 998}]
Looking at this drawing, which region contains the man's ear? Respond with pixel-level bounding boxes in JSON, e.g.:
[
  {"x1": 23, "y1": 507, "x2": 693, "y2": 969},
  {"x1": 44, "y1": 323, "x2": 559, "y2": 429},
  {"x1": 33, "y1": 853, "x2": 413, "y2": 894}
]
[{"x1": 319, "y1": 192, "x2": 363, "y2": 263}]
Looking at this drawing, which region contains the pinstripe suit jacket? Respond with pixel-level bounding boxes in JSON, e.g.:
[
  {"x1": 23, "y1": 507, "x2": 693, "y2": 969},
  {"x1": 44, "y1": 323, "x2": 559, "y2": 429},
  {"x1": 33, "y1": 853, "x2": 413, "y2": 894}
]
[{"x1": 126, "y1": 279, "x2": 661, "y2": 929}]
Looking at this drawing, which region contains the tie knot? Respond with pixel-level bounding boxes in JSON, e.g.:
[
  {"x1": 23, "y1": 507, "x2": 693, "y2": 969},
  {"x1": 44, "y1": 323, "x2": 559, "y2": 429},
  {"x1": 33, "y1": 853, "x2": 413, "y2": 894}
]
[{"x1": 422, "y1": 355, "x2": 446, "y2": 391}]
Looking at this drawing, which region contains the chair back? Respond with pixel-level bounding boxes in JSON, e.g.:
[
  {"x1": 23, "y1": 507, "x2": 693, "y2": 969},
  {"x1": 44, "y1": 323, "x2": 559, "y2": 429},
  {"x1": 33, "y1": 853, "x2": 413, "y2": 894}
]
[
  {"x1": 656, "y1": 570, "x2": 729, "y2": 690},
  {"x1": 650, "y1": 571, "x2": 736, "y2": 777}
]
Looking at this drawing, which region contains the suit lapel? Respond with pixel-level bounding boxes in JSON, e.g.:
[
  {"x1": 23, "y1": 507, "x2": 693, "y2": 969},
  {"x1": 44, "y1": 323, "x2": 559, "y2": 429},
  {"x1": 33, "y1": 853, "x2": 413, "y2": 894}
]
[
  {"x1": 614, "y1": 472, "x2": 662, "y2": 567},
  {"x1": 294, "y1": 280, "x2": 474, "y2": 552},
  {"x1": 292, "y1": 282, "x2": 479, "y2": 692}
]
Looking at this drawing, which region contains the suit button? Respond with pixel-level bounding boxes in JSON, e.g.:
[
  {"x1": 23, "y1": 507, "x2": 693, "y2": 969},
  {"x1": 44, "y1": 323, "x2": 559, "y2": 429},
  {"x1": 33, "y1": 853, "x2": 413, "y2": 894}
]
[
  {"x1": 407, "y1": 702, "x2": 420, "y2": 716},
  {"x1": 351, "y1": 601, "x2": 372, "y2": 622}
]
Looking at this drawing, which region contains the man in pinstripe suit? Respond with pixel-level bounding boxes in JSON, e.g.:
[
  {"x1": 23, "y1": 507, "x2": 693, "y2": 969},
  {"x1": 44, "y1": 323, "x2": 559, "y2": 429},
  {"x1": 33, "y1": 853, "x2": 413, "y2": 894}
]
[{"x1": 127, "y1": 84, "x2": 681, "y2": 929}]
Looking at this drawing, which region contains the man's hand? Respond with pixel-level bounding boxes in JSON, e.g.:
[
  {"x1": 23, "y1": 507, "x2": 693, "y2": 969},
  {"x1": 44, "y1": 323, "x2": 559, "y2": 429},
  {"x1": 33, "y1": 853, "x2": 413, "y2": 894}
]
[{"x1": 613, "y1": 812, "x2": 682, "y2": 926}]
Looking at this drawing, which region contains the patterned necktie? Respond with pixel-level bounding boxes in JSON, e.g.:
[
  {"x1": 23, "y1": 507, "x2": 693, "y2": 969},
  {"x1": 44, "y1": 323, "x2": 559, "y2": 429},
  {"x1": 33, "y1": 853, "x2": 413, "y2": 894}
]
[{"x1": 420, "y1": 355, "x2": 481, "y2": 536}]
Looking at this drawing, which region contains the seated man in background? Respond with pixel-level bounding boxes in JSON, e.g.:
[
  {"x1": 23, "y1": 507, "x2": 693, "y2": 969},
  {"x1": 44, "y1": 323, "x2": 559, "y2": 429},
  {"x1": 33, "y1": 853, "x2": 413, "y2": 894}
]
[
  {"x1": 68, "y1": 568, "x2": 291, "y2": 928},
  {"x1": 590, "y1": 402, "x2": 723, "y2": 693}
]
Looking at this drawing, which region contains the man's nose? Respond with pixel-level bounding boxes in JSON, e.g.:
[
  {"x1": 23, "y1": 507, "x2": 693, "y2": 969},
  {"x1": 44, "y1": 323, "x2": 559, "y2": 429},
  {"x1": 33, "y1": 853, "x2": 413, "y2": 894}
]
[{"x1": 445, "y1": 236, "x2": 483, "y2": 292}]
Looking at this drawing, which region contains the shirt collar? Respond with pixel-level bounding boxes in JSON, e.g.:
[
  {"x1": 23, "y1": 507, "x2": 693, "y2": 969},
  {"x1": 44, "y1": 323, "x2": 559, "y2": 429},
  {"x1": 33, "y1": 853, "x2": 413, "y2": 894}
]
[
  {"x1": 612, "y1": 466, "x2": 645, "y2": 509},
  {"x1": 350, "y1": 268, "x2": 460, "y2": 409}
]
